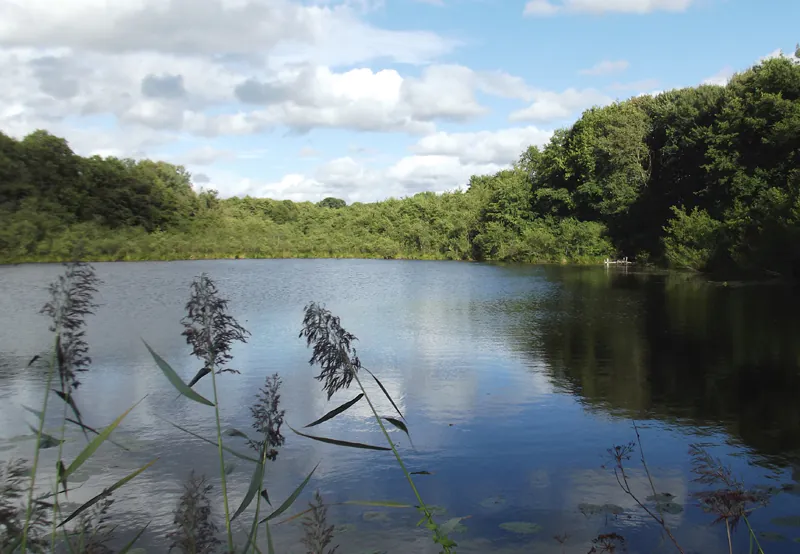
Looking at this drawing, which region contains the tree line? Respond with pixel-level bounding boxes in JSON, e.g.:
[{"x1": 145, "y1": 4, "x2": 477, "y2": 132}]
[{"x1": 1, "y1": 56, "x2": 799, "y2": 277}]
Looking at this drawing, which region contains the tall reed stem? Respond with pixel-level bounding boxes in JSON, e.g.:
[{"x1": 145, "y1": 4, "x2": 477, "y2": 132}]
[
  {"x1": 210, "y1": 367, "x2": 233, "y2": 552},
  {"x1": 20, "y1": 341, "x2": 58, "y2": 553},
  {"x1": 50, "y1": 399, "x2": 70, "y2": 551},
  {"x1": 353, "y1": 372, "x2": 451, "y2": 552}
]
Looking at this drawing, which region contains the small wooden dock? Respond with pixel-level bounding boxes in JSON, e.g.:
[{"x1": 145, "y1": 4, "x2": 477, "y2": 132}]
[{"x1": 604, "y1": 257, "x2": 632, "y2": 266}]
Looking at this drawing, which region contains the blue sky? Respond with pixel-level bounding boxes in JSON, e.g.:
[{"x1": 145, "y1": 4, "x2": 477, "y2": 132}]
[{"x1": 2, "y1": 0, "x2": 798, "y2": 203}]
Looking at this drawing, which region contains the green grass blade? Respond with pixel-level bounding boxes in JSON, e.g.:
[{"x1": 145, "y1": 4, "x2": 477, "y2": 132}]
[
  {"x1": 289, "y1": 425, "x2": 390, "y2": 451},
  {"x1": 59, "y1": 458, "x2": 157, "y2": 528},
  {"x1": 64, "y1": 397, "x2": 145, "y2": 478},
  {"x1": 231, "y1": 446, "x2": 265, "y2": 521},
  {"x1": 65, "y1": 418, "x2": 130, "y2": 451},
  {"x1": 364, "y1": 368, "x2": 404, "y2": 420},
  {"x1": 156, "y1": 415, "x2": 259, "y2": 463},
  {"x1": 117, "y1": 521, "x2": 150, "y2": 554},
  {"x1": 142, "y1": 340, "x2": 214, "y2": 406},
  {"x1": 260, "y1": 462, "x2": 319, "y2": 523},
  {"x1": 305, "y1": 394, "x2": 364, "y2": 428}
]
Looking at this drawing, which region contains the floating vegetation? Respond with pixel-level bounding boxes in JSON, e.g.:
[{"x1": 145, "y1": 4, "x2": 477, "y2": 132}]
[
  {"x1": 771, "y1": 515, "x2": 800, "y2": 527},
  {"x1": 499, "y1": 522, "x2": 542, "y2": 535},
  {"x1": 759, "y1": 532, "x2": 786, "y2": 542},
  {"x1": 362, "y1": 511, "x2": 391, "y2": 523},
  {"x1": 578, "y1": 503, "x2": 625, "y2": 517},
  {"x1": 656, "y1": 502, "x2": 684, "y2": 515}
]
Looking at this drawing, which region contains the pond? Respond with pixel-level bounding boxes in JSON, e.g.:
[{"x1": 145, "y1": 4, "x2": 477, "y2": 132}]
[{"x1": 1, "y1": 259, "x2": 799, "y2": 553}]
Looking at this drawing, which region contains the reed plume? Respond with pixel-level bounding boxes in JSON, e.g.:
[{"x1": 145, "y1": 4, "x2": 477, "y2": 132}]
[
  {"x1": 168, "y1": 472, "x2": 220, "y2": 554},
  {"x1": 300, "y1": 491, "x2": 338, "y2": 554}
]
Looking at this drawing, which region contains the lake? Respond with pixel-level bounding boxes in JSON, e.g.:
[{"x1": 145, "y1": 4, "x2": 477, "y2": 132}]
[{"x1": 1, "y1": 259, "x2": 799, "y2": 553}]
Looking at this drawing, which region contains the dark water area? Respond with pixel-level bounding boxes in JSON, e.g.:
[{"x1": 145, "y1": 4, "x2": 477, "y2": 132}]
[{"x1": 1, "y1": 259, "x2": 799, "y2": 553}]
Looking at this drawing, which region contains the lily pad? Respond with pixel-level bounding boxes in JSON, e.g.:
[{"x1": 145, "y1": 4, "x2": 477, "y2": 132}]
[
  {"x1": 440, "y1": 516, "x2": 470, "y2": 535},
  {"x1": 753, "y1": 484, "x2": 783, "y2": 496},
  {"x1": 578, "y1": 503, "x2": 624, "y2": 517},
  {"x1": 781, "y1": 483, "x2": 800, "y2": 495},
  {"x1": 760, "y1": 532, "x2": 786, "y2": 542},
  {"x1": 335, "y1": 524, "x2": 356, "y2": 534},
  {"x1": 499, "y1": 522, "x2": 542, "y2": 535},
  {"x1": 771, "y1": 516, "x2": 800, "y2": 527},
  {"x1": 480, "y1": 495, "x2": 506, "y2": 509},
  {"x1": 656, "y1": 502, "x2": 684, "y2": 515},
  {"x1": 646, "y1": 493, "x2": 675, "y2": 502},
  {"x1": 362, "y1": 511, "x2": 391, "y2": 523}
]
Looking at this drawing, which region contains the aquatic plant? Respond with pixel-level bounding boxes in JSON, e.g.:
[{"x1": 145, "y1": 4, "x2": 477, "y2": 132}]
[
  {"x1": 0, "y1": 459, "x2": 50, "y2": 552},
  {"x1": 168, "y1": 472, "x2": 221, "y2": 554},
  {"x1": 300, "y1": 491, "x2": 338, "y2": 554},
  {"x1": 17, "y1": 261, "x2": 155, "y2": 554},
  {"x1": 689, "y1": 444, "x2": 768, "y2": 554},
  {"x1": 146, "y1": 274, "x2": 311, "y2": 554},
  {"x1": 606, "y1": 421, "x2": 684, "y2": 553},
  {"x1": 297, "y1": 302, "x2": 456, "y2": 553}
]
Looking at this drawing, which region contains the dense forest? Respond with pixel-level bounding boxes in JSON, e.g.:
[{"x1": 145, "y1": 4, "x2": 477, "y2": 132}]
[{"x1": 1, "y1": 56, "x2": 799, "y2": 277}]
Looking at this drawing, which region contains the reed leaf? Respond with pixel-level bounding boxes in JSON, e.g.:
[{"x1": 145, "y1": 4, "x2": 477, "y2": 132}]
[
  {"x1": 27, "y1": 424, "x2": 62, "y2": 449},
  {"x1": 260, "y1": 463, "x2": 319, "y2": 523},
  {"x1": 305, "y1": 394, "x2": 364, "y2": 428},
  {"x1": 59, "y1": 458, "x2": 157, "y2": 528},
  {"x1": 156, "y1": 415, "x2": 259, "y2": 463},
  {"x1": 53, "y1": 389, "x2": 89, "y2": 440},
  {"x1": 22, "y1": 405, "x2": 43, "y2": 421},
  {"x1": 117, "y1": 521, "x2": 150, "y2": 554},
  {"x1": 382, "y1": 417, "x2": 410, "y2": 437},
  {"x1": 289, "y1": 425, "x2": 390, "y2": 451},
  {"x1": 231, "y1": 446, "x2": 266, "y2": 521},
  {"x1": 364, "y1": 368, "x2": 404, "y2": 421},
  {"x1": 65, "y1": 418, "x2": 130, "y2": 451},
  {"x1": 64, "y1": 397, "x2": 144, "y2": 478},
  {"x1": 142, "y1": 340, "x2": 214, "y2": 406}
]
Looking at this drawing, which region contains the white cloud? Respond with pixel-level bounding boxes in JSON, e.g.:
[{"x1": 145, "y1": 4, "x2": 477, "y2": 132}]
[
  {"x1": 509, "y1": 88, "x2": 613, "y2": 123},
  {"x1": 411, "y1": 127, "x2": 553, "y2": 164},
  {"x1": 580, "y1": 60, "x2": 630, "y2": 76},
  {"x1": 524, "y1": 0, "x2": 695, "y2": 16},
  {"x1": 199, "y1": 126, "x2": 554, "y2": 202},
  {"x1": 0, "y1": 0, "x2": 455, "y2": 66},
  {"x1": 702, "y1": 66, "x2": 734, "y2": 86}
]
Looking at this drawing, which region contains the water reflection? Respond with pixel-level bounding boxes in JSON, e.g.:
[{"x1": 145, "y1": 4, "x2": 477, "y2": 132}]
[{"x1": 0, "y1": 260, "x2": 799, "y2": 552}]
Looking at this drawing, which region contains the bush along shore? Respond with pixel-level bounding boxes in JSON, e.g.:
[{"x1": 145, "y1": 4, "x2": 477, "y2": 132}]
[
  {"x1": 1, "y1": 260, "x2": 787, "y2": 553},
  {"x1": 2, "y1": 56, "x2": 800, "y2": 277}
]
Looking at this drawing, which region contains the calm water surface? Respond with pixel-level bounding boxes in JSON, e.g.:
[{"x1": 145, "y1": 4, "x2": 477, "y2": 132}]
[{"x1": 1, "y1": 259, "x2": 799, "y2": 553}]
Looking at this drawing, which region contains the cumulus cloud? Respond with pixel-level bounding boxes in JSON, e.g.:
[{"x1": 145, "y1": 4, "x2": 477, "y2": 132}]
[
  {"x1": 197, "y1": 126, "x2": 554, "y2": 202},
  {"x1": 580, "y1": 60, "x2": 630, "y2": 76},
  {"x1": 0, "y1": 0, "x2": 455, "y2": 66},
  {"x1": 702, "y1": 67, "x2": 734, "y2": 86},
  {"x1": 509, "y1": 88, "x2": 613, "y2": 123},
  {"x1": 524, "y1": 0, "x2": 695, "y2": 16},
  {"x1": 411, "y1": 127, "x2": 553, "y2": 164}
]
